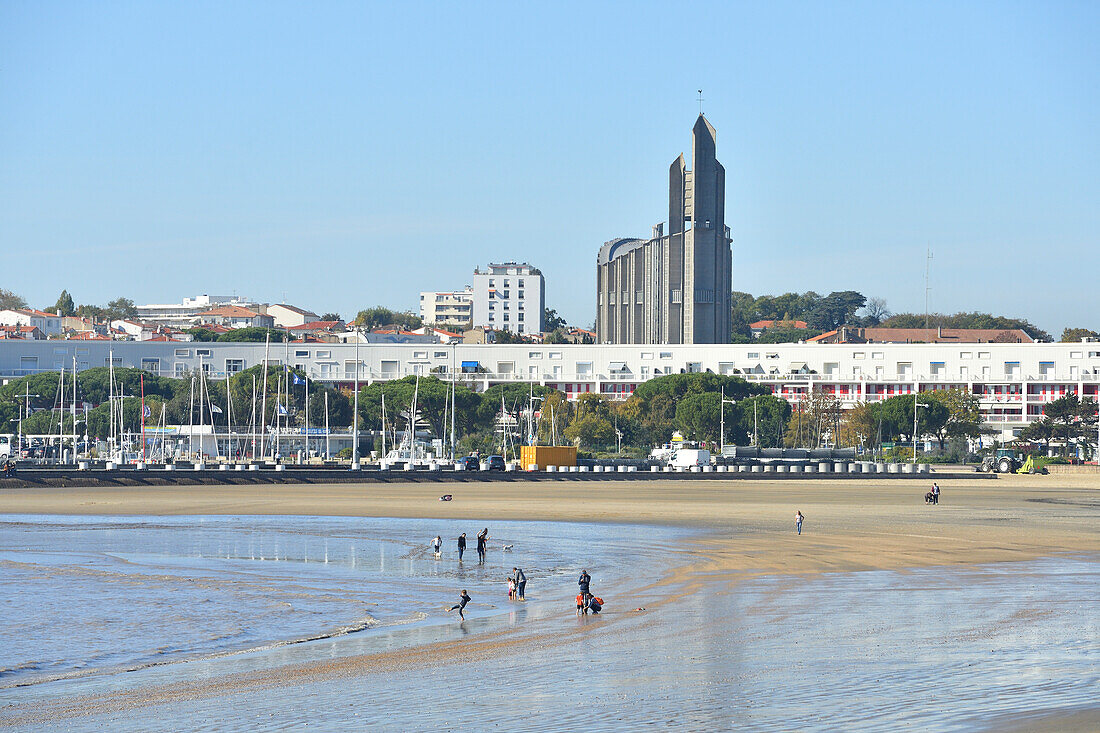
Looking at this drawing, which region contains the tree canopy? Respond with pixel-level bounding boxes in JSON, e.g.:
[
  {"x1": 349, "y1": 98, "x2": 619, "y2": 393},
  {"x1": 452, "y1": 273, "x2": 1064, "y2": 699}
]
[
  {"x1": 52, "y1": 290, "x2": 76, "y2": 317},
  {"x1": 730, "y1": 290, "x2": 883, "y2": 342},
  {"x1": 879, "y1": 312, "x2": 1051, "y2": 342},
  {"x1": 353, "y1": 306, "x2": 422, "y2": 331},
  {"x1": 1061, "y1": 327, "x2": 1098, "y2": 342},
  {"x1": 0, "y1": 288, "x2": 28, "y2": 310}
]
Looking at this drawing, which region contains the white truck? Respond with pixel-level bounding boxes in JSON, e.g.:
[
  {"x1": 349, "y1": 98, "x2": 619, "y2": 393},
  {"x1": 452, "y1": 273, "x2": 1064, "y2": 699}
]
[{"x1": 669, "y1": 448, "x2": 711, "y2": 469}]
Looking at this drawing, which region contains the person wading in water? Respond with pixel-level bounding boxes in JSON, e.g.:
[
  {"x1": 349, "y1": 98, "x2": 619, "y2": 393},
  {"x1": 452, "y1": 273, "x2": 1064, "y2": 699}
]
[{"x1": 477, "y1": 528, "x2": 489, "y2": 563}]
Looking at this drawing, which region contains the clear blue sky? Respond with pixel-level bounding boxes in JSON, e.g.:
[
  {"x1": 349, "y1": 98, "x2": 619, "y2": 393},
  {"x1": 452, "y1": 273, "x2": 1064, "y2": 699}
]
[{"x1": 2, "y1": 1, "x2": 1097, "y2": 335}]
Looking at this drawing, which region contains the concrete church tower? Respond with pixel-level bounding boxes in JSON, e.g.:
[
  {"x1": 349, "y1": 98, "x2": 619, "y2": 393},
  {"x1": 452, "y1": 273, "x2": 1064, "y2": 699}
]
[{"x1": 597, "y1": 115, "x2": 732, "y2": 344}]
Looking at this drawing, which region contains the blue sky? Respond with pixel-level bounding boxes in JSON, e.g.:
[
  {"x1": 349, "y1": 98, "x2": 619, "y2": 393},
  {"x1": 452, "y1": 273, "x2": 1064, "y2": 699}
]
[{"x1": 2, "y1": 1, "x2": 1097, "y2": 334}]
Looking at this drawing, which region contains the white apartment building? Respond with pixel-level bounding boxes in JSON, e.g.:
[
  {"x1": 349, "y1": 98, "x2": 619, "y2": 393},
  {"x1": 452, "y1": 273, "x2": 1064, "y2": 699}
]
[
  {"x1": 471, "y1": 263, "x2": 545, "y2": 335},
  {"x1": 2, "y1": 340, "x2": 1098, "y2": 444},
  {"x1": 135, "y1": 294, "x2": 260, "y2": 327},
  {"x1": 419, "y1": 287, "x2": 473, "y2": 328},
  {"x1": 0, "y1": 308, "x2": 62, "y2": 336}
]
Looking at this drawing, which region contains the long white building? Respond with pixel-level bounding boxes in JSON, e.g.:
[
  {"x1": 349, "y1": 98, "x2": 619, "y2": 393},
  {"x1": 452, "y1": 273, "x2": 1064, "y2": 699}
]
[{"x1": 2, "y1": 340, "x2": 1098, "y2": 442}]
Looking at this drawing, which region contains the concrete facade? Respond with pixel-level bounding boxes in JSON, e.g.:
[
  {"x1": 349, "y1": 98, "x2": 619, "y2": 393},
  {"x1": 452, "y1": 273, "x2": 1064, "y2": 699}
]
[
  {"x1": 3, "y1": 340, "x2": 1098, "y2": 443},
  {"x1": 267, "y1": 304, "x2": 320, "y2": 328},
  {"x1": 0, "y1": 309, "x2": 63, "y2": 336},
  {"x1": 135, "y1": 295, "x2": 261, "y2": 327},
  {"x1": 419, "y1": 287, "x2": 473, "y2": 328},
  {"x1": 597, "y1": 115, "x2": 732, "y2": 345},
  {"x1": 470, "y1": 263, "x2": 545, "y2": 335}
]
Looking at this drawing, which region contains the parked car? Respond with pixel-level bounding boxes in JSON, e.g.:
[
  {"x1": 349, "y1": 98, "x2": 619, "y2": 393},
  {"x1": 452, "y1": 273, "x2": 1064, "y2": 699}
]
[
  {"x1": 485, "y1": 455, "x2": 506, "y2": 471},
  {"x1": 457, "y1": 456, "x2": 480, "y2": 471}
]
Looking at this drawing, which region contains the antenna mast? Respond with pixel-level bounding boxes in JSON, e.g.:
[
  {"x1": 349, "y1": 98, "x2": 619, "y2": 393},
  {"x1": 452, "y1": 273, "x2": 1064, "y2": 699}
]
[{"x1": 924, "y1": 247, "x2": 933, "y2": 330}]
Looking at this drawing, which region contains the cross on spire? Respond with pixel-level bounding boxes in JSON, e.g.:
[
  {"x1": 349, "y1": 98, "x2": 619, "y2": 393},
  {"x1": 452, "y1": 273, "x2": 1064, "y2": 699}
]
[{"x1": 697, "y1": 89, "x2": 704, "y2": 116}]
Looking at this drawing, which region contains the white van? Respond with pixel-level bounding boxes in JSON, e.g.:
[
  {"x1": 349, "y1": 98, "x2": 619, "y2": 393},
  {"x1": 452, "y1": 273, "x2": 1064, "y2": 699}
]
[{"x1": 670, "y1": 449, "x2": 711, "y2": 469}]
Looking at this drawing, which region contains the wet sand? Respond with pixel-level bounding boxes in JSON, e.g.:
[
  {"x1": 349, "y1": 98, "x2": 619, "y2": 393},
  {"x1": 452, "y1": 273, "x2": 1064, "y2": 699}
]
[
  {"x1": 1, "y1": 474, "x2": 1097, "y2": 730},
  {"x1": 2, "y1": 473, "x2": 1098, "y2": 575}
]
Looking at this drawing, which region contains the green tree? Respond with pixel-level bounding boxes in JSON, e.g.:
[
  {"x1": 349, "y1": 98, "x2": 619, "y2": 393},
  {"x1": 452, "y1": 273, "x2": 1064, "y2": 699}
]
[
  {"x1": 353, "y1": 306, "x2": 422, "y2": 331},
  {"x1": 0, "y1": 288, "x2": 28, "y2": 310},
  {"x1": 755, "y1": 327, "x2": 823, "y2": 344},
  {"x1": 735, "y1": 394, "x2": 791, "y2": 448},
  {"x1": 543, "y1": 328, "x2": 567, "y2": 344},
  {"x1": 1043, "y1": 394, "x2": 1098, "y2": 456},
  {"x1": 216, "y1": 327, "x2": 285, "y2": 342},
  {"x1": 1019, "y1": 417, "x2": 1054, "y2": 454},
  {"x1": 563, "y1": 414, "x2": 614, "y2": 448},
  {"x1": 872, "y1": 394, "x2": 950, "y2": 445},
  {"x1": 879, "y1": 312, "x2": 1051, "y2": 342},
  {"x1": 52, "y1": 290, "x2": 76, "y2": 317},
  {"x1": 1060, "y1": 327, "x2": 1098, "y2": 342},
  {"x1": 491, "y1": 330, "x2": 526, "y2": 344},
  {"x1": 543, "y1": 308, "x2": 567, "y2": 331},
  {"x1": 674, "y1": 392, "x2": 722, "y2": 442},
  {"x1": 75, "y1": 304, "x2": 106, "y2": 321},
  {"x1": 320, "y1": 312, "x2": 342, "y2": 322},
  {"x1": 104, "y1": 297, "x2": 137, "y2": 321},
  {"x1": 186, "y1": 327, "x2": 219, "y2": 342},
  {"x1": 807, "y1": 291, "x2": 866, "y2": 330},
  {"x1": 359, "y1": 376, "x2": 481, "y2": 443},
  {"x1": 924, "y1": 387, "x2": 984, "y2": 449}
]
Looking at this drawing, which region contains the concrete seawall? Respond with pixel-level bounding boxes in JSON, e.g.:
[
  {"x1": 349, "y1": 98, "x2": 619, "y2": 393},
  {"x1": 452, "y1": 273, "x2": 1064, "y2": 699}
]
[{"x1": 0, "y1": 467, "x2": 995, "y2": 490}]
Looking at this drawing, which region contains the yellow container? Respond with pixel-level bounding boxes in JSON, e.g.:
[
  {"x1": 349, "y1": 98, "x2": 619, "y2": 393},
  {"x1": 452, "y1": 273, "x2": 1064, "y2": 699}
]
[{"x1": 520, "y1": 445, "x2": 577, "y2": 469}]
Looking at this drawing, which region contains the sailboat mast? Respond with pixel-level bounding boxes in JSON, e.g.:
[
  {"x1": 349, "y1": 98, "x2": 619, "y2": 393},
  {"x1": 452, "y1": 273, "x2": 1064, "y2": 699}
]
[
  {"x1": 197, "y1": 356, "x2": 205, "y2": 461},
  {"x1": 72, "y1": 356, "x2": 78, "y2": 463},
  {"x1": 260, "y1": 334, "x2": 270, "y2": 460}
]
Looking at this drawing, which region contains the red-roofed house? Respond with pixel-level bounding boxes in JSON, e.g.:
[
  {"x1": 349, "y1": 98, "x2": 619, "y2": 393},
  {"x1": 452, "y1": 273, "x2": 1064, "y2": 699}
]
[
  {"x1": 0, "y1": 324, "x2": 45, "y2": 340},
  {"x1": 0, "y1": 308, "x2": 62, "y2": 336},
  {"x1": 749, "y1": 320, "x2": 809, "y2": 338},
  {"x1": 196, "y1": 306, "x2": 274, "y2": 329},
  {"x1": 65, "y1": 330, "x2": 112, "y2": 341}
]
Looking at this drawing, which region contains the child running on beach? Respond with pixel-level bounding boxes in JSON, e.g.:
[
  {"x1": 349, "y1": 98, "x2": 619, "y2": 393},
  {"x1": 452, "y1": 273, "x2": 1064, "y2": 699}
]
[{"x1": 449, "y1": 590, "x2": 472, "y2": 621}]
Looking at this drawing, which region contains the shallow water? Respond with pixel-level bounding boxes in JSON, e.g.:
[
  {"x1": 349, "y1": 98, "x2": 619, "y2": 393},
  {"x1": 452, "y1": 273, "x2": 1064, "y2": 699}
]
[
  {"x1": 0, "y1": 516, "x2": 1096, "y2": 731},
  {"x1": 0, "y1": 515, "x2": 683, "y2": 690}
]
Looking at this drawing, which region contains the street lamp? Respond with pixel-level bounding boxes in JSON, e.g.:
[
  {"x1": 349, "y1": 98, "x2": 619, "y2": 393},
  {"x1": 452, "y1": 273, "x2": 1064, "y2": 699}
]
[
  {"x1": 719, "y1": 386, "x2": 738, "y2": 455},
  {"x1": 913, "y1": 395, "x2": 928, "y2": 465}
]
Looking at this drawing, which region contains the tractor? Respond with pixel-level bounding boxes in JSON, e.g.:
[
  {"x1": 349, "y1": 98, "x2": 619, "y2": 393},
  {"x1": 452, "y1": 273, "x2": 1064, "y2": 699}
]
[{"x1": 980, "y1": 448, "x2": 1035, "y2": 474}]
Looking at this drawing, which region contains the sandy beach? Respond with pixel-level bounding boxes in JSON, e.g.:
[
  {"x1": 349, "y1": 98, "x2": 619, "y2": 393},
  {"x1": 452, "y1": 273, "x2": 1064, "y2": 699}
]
[
  {"x1": 2, "y1": 473, "x2": 1098, "y2": 575},
  {"x1": 2, "y1": 474, "x2": 1098, "y2": 731}
]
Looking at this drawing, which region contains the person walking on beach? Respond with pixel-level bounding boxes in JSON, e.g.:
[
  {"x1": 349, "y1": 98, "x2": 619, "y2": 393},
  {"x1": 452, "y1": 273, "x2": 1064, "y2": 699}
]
[
  {"x1": 457, "y1": 532, "x2": 467, "y2": 561},
  {"x1": 931, "y1": 483, "x2": 940, "y2": 505},
  {"x1": 431, "y1": 535, "x2": 442, "y2": 557},
  {"x1": 477, "y1": 528, "x2": 489, "y2": 563},
  {"x1": 512, "y1": 567, "x2": 527, "y2": 600},
  {"x1": 795, "y1": 510, "x2": 804, "y2": 535},
  {"x1": 449, "y1": 589, "x2": 472, "y2": 621}
]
